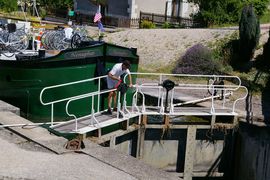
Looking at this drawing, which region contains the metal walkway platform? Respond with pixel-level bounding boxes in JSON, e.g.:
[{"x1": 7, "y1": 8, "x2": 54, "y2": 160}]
[
  {"x1": 39, "y1": 73, "x2": 247, "y2": 136},
  {"x1": 51, "y1": 106, "x2": 238, "y2": 135},
  {"x1": 52, "y1": 111, "x2": 140, "y2": 134}
]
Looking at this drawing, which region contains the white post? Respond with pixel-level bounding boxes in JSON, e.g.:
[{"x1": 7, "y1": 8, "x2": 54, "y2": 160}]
[
  {"x1": 50, "y1": 104, "x2": 54, "y2": 127},
  {"x1": 97, "y1": 77, "x2": 100, "y2": 112},
  {"x1": 117, "y1": 91, "x2": 121, "y2": 119}
]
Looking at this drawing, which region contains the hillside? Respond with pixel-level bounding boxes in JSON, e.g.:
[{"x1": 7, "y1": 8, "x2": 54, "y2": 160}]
[
  {"x1": 87, "y1": 26, "x2": 270, "y2": 120},
  {"x1": 96, "y1": 27, "x2": 269, "y2": 72}
]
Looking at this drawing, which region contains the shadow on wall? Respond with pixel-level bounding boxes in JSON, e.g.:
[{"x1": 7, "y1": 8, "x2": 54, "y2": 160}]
[
  {"x1": 245, "y1": 70, "x2": 270, "y2": 125},
  {"x1": 261, "y1": 77, "x2": 270, "y2": 124},
  {"x1": 245, "y1": 71, "x2": 262, "y2": 123}
]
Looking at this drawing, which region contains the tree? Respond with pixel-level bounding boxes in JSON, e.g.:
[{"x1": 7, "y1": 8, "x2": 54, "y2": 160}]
[
  {"x1": 251, "y1": 0, "x2": 270, "y2": 16},
  {"x1": 188, "y1": 0, "x2": 269, "y2": 27},
  {"x1": 0, "y1": 0, "x2": 17, "y2": 12},
  {"x1": 38, "y1": 0, "x2": 73, "y2": 17},
  {"x1": 39, "y1": 0, "x2": 73, "y2": 9},
  {"x1": 239, "y1": 4, "x2": 260, "y2": 63}
]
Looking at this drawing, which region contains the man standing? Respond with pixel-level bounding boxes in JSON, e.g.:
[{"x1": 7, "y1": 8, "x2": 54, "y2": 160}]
[{"x1": 106, "y1": 60, "x2": 132, "y2": 114}]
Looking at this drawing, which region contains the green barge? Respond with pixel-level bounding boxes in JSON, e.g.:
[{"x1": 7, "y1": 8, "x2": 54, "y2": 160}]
[{"x1": 0, "y1": 42, "x2": 139, "y2": 122}]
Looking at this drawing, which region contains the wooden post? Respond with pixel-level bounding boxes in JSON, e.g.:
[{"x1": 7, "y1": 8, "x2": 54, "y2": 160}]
[
  {"x1": 164, "y1": 115, "x2": 170, "y2": 127},
  {"x1": 184, "y1": 126, "x2": 197, "y2": 180},
  {"x1": 211, "y1": 115, "x2": 216, "y2": 127},
  {"x1": 137, "y1": 125, "x2": 145, "y2": 159},
  {"x1": 110, "y1": 135, "x2": 116, "y2": 149},
  {"x1": 142, "y1": 114, "x2": 147, "y2": 126}
]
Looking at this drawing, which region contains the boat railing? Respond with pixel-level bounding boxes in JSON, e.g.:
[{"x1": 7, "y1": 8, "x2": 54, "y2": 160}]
[{"x1": 40, "y1": 75, "x2": 108, "y2": 126}]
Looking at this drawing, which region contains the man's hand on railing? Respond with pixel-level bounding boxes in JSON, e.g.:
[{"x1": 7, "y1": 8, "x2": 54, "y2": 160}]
[{"x1": 114, "y1": 79, "x2": 122, "y2": 89}]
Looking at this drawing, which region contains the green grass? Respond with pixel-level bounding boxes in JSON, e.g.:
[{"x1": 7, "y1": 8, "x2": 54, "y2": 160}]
[
  {"x1": 138, "y1": 61, "x2": 177, "y2": 74},
  {"x1": 260, "y1": 10, "x2": 270, "y2": 24}
]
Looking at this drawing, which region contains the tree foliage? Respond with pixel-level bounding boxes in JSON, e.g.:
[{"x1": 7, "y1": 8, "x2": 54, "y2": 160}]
[
  {"x1": 188, "y1": 0, "x2": 269, "y2": 26},
  {"x1": 0, "y1": 0, "x2": 74, "y2": 14},
  {"x1": 239, "y1": 5, "x2": 260, "y2": 62},
  {"x1": 0, "y1": 0, "x2": 17, "y2": 12},
  {"x1": 39, "y1": 0, "x2": 74, "y2": 9}
]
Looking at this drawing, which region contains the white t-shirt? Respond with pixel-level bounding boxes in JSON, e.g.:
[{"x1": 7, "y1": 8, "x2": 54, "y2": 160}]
[{"x1": 107, "y1": 63, "x2": 130, "y2": 89}]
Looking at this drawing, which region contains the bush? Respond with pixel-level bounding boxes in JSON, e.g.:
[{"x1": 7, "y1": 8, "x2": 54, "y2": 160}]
[
  {"x1": 173, "y1": 44, "x2": 221, "y2": 75},
  {"x1": 239, "y1": 5, "x2": 260, "y2": 63},
  {"x1": 162, "y1": 22, "x2": 175, "y2": 28},
  {"x1": 39, "y1": 7, "x2": 47, "y2": 19},
  {"x1": 162, "y1": 22, "x2": 170, "y2": 28},
  {"x1": 140, "y1": 20, "x2": 156, "y2": 29},
  {"x1": 211, "y1": 32, "x2": 240, "y2": 71}
]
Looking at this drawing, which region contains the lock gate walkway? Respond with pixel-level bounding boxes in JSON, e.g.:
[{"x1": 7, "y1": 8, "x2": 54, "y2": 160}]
[{"x1": 38, "y1": 73, "x2": 248, "y2": 136}]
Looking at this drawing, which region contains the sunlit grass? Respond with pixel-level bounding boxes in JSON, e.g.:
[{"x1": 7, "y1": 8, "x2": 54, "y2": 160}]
[{"x1": 260, "y1": 10, "x2": 270, "y2": 24}]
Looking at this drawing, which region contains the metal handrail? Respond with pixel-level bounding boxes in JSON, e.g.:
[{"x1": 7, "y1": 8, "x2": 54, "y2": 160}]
[
  {"x1": 130, "y1": 83, "x2": 247, "y2": 115},
  {"x1": 124, "y1": 73, "x2": 247, "y2": 115},
  {"x1": 40, "y1": 72, "x2": 247, "y2": 131},
  {"x1": 39, "y1": 75, "x2": 107, "y2": 125},
  {"x1": 65, "y1": 88, "x2": 116, "y2": 132}
]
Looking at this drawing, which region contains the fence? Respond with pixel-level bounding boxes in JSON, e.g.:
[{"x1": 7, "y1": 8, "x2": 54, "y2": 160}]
[
  {"x1": 45, "y1": 11, "x2": 201, "y2": 29},
  {"x1": 139, "y1": 11, "x2": 202, "y2": 28}
]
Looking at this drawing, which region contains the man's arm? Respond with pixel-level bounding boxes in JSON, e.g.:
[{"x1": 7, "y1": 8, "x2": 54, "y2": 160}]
[{"x1": 108, "y1": 72, "x2": 121, "y2": 81}]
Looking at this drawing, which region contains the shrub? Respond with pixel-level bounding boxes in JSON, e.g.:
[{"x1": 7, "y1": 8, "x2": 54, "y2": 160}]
[
  {"x1": 239, "y1": 5, "x2": 260, "y2": 63},
  {"x1": 162, "y1": 22, "x2": 175, "y2": 28},
  {"x1": 211, "y1": 32, "x2": 239, "y2": 71},
  {"x1": 162, "y1": 22, "x2": 170, "y2": 29},
  {"x1": 39, "y1": 7, "x2": 47, "y2": 19},
  {"x1": 140, "y1": 20, "x2": 156, "y2": 29},
  {"x1": 173, "y1": 44, "x2": 221, "y2": 75}
]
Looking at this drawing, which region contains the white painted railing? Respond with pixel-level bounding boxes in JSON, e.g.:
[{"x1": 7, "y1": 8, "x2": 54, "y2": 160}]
[
  {"x1": 124, "y1": 73, "x2": 248, "y2": 115},
  {"x1": 40, "y1": 72, "x2": 248, "y2": 132},
  {"x1": 40, "y1": 75, "x2": 108, "y2": 126}
]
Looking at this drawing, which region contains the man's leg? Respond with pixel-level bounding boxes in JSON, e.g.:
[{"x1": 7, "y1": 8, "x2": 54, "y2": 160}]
[
  {"x1": 113, "y1": 91, "x2": 117, "y2": 110},
  {"x1": 107, "y1": 91, "x2": 113, "y2": 114}
]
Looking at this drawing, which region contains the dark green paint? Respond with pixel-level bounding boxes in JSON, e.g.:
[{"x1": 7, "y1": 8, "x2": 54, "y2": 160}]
[{"x1": 0, "y1": 43, "x2": 139, "y2": 122}]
